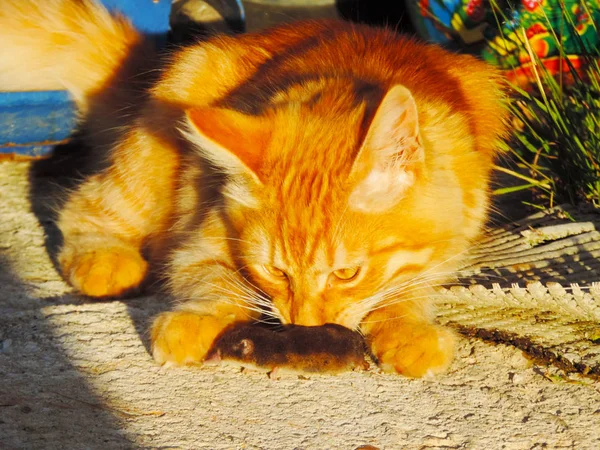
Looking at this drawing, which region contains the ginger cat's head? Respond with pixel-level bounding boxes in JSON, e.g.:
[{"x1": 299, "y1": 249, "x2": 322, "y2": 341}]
[{"x1": 184, "y1": 78, "x2": 499, "y2": 329}]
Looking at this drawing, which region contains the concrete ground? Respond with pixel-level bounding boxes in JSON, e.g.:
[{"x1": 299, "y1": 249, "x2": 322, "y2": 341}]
[
  {"x1": 2, "y1": 158, "x2": 600, "y2": 450},
  {"x1": 3, "y1": 2, "x2": 600, "y2": 449}
]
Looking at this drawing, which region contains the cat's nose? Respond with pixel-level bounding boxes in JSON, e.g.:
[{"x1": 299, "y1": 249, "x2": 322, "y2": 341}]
[
  {"x1": 292, "y1": 315, "x2": 324, "y2": 326},
  {"x1": 290, "y1": 299, "x2": 325, "y2": 326}
]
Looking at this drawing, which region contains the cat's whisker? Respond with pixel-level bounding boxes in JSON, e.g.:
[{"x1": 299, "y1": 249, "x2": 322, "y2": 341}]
[
  {"x1": 375, "y1": 280, "x2": 452, "y2": 302},
  {"x1": 359, "y1": 313, "x2": 411, "y2": 325},
  {"x1": 177, "y1": 286, "x2": 272, "y2": 315},
  {"x1": 374, "y1": 273, "x2": 455, "y2": 300},
  {"x1": 202, "y1": 292, "x2": 279, "y2": 319},
  {"x1": 380, "y1": 243, "x2": 483, "y2": 289},
  {"x1": 202, "y1": 267, "x2": 283, "y2": 320},
  {"x1": 350, "y1": 243, "x2": 486, "y2": 323},
  {"x1": 367, "y1": 293, "x2": 445, "y2": 313},
  {"x1": 165, "y1": 258, "x2": 268, "y2": 314},
  {"x1": 219, "y1": 268, "x2": 272, "y2": 304},
  {"x1": 373, "y1": 265, "x2": 503, "y2": 303}
]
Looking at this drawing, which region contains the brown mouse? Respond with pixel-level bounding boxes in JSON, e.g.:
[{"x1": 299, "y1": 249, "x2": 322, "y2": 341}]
[{"x1": 206, "y1": 323, "x2": 369, "y2": 376}]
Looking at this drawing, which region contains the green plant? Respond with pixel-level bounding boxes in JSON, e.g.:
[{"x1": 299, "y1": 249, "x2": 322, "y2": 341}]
[{"x1": 490, "y1": 1, "x2": 600, "y2": 208}]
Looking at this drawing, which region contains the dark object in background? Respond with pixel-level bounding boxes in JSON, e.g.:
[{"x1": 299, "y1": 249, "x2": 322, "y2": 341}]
[
  {"x1": 242, "y1": 0, "x2": 416, "y2": 33},
  {"x1": 171, "y1": 0, "x2": 246, "y2": 41},
  {"x1": 336, "y1": 0, "x2": 415, "y2": 33},
  {"x1": 206, "y1": 323, "x2": 369, "y2": 376},
  {"x1": 243, "y1": 0, "x2": 338, "y2": 31}
]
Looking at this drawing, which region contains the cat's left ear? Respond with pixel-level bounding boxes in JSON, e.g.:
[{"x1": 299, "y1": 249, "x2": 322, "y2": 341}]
[
  {"x1": 349, "y1": 84, "x2": 425, "y2": 212},
  {"x1": 184, "y1": 107, "x2": 270, "y2": 184}
]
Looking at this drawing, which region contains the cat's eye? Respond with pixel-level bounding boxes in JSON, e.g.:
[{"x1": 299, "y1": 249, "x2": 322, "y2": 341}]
[
  {"x1": 262, "y1": 265, "x2": 287, "y2": 278},
  {"x1": 332, "y1": 267, "x2": 360, "y2": 281}
]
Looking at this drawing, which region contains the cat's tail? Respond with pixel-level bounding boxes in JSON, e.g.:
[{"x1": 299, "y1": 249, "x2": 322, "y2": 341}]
[{"x1": 0, "y1": 0, "x2": 143, "y2": 113}]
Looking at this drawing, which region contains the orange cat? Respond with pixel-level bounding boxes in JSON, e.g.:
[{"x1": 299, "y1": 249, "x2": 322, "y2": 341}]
[{"x1": 0, "y1": 0, "x2": 507, "y2": 377}]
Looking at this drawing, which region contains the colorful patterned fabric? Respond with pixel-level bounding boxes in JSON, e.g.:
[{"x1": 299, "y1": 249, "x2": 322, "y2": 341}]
[{"x1": 405, "y1": 0, "x2": 600, "y2": 87}]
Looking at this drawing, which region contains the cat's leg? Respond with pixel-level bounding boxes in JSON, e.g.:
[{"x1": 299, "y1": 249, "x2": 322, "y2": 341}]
[
  {"x1": 57, "y1": 128, "x2": 178, "y2": 297},
  {"x1": 58, "y1": 229, "x2": 148, "y2": 298},
  {"x1": 151, "y1": 296, "x2": 258, "y2": 366},
  {"x1": 151, "y1": 261, "x2": 260, "y2": 365},
  {"x1": 151, "y1": 217, "x2": 261, "y2": 365},
  {"x1": 361, "y1": 292, "x2": 456, "y2": 378}
]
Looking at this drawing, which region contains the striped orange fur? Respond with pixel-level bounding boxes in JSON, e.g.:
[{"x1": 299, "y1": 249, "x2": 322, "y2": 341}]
[{"x1": 2, "y1": 0, "x2": 507, "y2": 377}]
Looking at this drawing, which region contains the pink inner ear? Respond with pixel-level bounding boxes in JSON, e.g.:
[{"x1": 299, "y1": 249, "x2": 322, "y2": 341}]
[
  {"x1": 240, "y1": 338, "x2": 254, "y2": 356},
  {"x1": 186, "y1": 107, "x2": 271, "y2": 177},
  {"x1": 363, "y1": 84, "x2": 422, "y2": 167},
  {"x1": 348, "y1": 84, "x2": 424, "y2": 212}
]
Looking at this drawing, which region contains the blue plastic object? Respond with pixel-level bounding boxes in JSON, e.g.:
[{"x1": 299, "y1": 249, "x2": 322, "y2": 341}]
[
  {"x1": 0, "y1": 0, "x2": 171, "y2": 157},
  {"x1": 0, "y1": 91, "x2": 76, "y2": 157},
  {"x1": 101, "y1": 0, "x2": 172, "y2": 37}
]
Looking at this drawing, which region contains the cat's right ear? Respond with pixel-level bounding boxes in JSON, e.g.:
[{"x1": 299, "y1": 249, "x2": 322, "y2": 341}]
[
  {"x1": 348, "y1": 84, "x2": 425, "y2": 212},
  {"x1": 184, "y1": 107, "x2": 271, "y2": 184}
]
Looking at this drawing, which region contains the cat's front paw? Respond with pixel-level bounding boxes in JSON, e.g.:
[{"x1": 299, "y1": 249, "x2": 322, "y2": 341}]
[
  {"x1": 369, "y1": 322, "x2": 456, "y2": 378},
  {"x1": 60, "y1": 246, "x2": 148, "y2": 297},
  {"x1": 151, "y1": 311, "x2": 231, "y2": 365}
]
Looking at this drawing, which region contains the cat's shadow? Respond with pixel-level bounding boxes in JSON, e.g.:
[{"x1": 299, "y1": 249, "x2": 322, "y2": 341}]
[
  {"x1": 26, "y1": 28, "x2": 181, "y2": 354},
  {"x1": 24, "y1": 19, "x2": 260, "y2": 356},
  {"x1": 27, "y1": 138, "x2": 172, "y2": 355}
]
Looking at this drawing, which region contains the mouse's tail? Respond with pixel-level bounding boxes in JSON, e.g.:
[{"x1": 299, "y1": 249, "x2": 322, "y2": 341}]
[{"x1": 0, "y1": 0, "x2": 143, "y2": 113}]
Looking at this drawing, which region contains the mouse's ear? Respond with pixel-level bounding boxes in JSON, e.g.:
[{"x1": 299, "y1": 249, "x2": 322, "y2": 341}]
[{"x1": 240, "y1": 339, "x2": 255, "y2": 356}]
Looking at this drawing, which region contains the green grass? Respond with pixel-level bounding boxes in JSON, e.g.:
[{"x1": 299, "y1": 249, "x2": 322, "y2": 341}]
[{"x1": 491, "y1": 3, "x2": 600, "y2": 208}]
